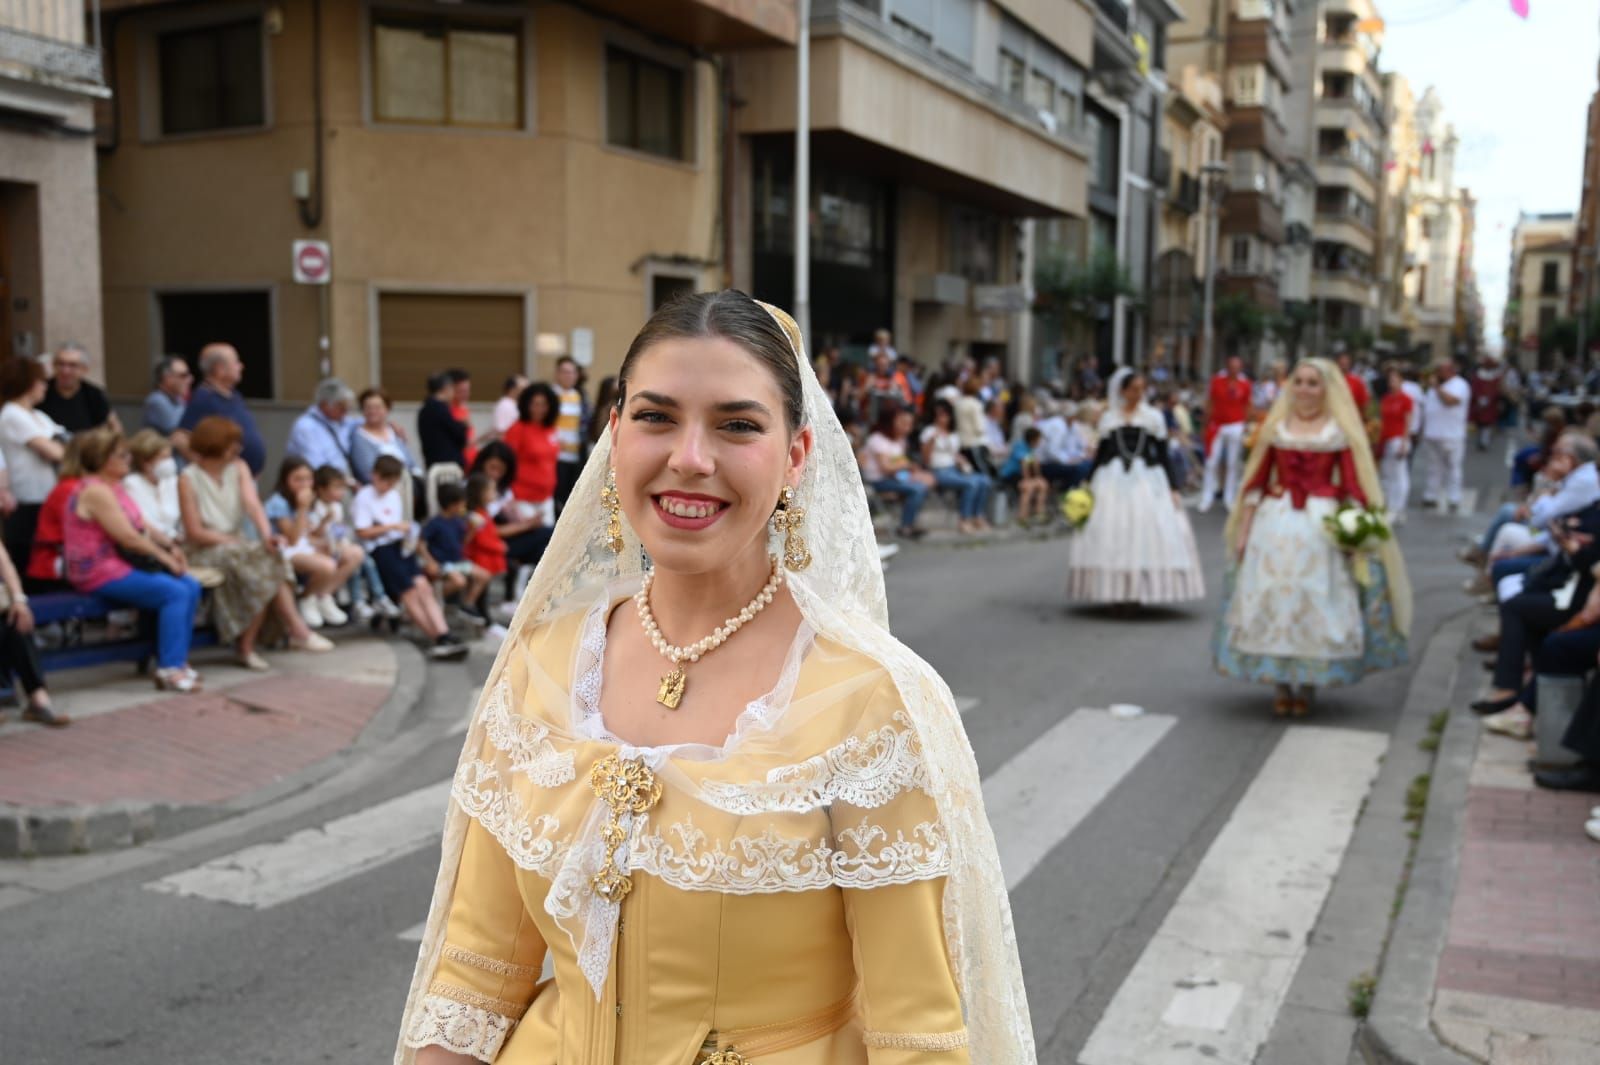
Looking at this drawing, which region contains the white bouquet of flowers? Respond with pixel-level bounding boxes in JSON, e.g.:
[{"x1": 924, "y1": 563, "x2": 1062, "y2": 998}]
[{"x1": 1322, "y1": 504, "x2": 1391, "y2": 584}]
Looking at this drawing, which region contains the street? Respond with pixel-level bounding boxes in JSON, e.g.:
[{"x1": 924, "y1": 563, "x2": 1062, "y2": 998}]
[{"x1": 0, "y1": 453, "x2": 1489, "y2": 1065}]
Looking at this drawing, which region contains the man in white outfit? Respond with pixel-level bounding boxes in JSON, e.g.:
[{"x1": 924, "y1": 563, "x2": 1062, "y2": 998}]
[
  {"x1": 1198, "y1": 355, "x2": 1252, "y2": 512},
  {"x1": 1421, "y1": 358, "x2": 1470, "y2": 512}
]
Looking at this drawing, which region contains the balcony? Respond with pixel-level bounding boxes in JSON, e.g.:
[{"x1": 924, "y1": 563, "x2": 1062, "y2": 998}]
[
  {"x1": 1220, "y1": 273, "x2": 1281, "y2": 310},
  {"x1": 578, "y1": 0, "x2": 797, "y2": 47},
  {"x1": 0, "y1": 0, "x2": 105, "y2": 93},
  {"x1": 1314, "y1": 211, "x2": 1376, "y2": 254},
  {"x1": 1226, "y1": 106, "x2": 1289, "y2": 164},
  {"x1": 1223, "y1": 189, "x2": 1285, "y2": 244},
  {"x1": 1227, "y1": 17, "x2": 1292, "y2": 85},
  {"x1": 1094, "y1": 0, "x2": 1132, "y2": 34},
  {"x1": 1315, "y1": 155, "x2": 1379, "y2": 198},
  {"x1": 1313, "y1": 270, "x2": 1378, "y2": 307}
]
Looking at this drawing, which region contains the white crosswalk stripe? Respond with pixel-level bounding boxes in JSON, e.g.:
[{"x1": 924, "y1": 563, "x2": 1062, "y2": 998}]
[{"x1": 1078, "y1": 726, "x2": 1387, "y2": 1065}]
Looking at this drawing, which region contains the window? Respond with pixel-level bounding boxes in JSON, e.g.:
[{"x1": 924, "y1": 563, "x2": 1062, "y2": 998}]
[
  {"x1": 605, "y1": 46, "x2": 688, "y2": 160},
  {"x1": 159, "y1": 291, "x2": 273, "y2": 399},
  {"x1": 884, "y1": 0, "x2": 974, "y2": 65},
  {"x1": 1026, "y1": 69, "x2": 1054, "y2": 112},
  {"x1": 1539, "y1": 304, "x2": 1558, "y2": 334},
  {"x1": 157, "y1": 18, "x2": 265, "y2": 135},
  {"x1": 1417, "y1": 264, "x2": 1429, "y2": 306},
  {"x1": 1231, "y1": 65, "x2": 1262, "y2": 107},
  {"x1": 651, "y1": 274, "x2": 695, "y2": 311},
  {"x1": 378, "y1": 292, "x2": 525, "y2": 401},
  {"x1": 1421, "y1": 216, "x2": 1432, "y2": 238},
  {"x1": 1542, "y1": 261, "x2": 1561, "y2": 295},
  {"x1": 372, "y1": 13, "x2": 522, "y2": 128},
  {"x1": 999, "y1": 49, "x2": 1025, "y2": 100},
  {"x1": 950, "y1": 208, "x2": 1001, "y2": 283},
  {"x1": 1231, "y1": 237, "x2": 1253, "y2": 273}
]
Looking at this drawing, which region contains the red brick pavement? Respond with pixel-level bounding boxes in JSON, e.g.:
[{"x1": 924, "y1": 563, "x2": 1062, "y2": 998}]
[
  {"x1": 1435, "y1": 785, "x2": 1600, "y2": 1010},
  {"x1": 0, "y1": 675, "x2": 389, "y2": 808}
]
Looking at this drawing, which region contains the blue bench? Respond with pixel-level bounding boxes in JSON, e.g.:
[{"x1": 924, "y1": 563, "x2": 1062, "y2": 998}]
[{"x1": 26, "y1": 591, "x2": 216, "y2": 673}]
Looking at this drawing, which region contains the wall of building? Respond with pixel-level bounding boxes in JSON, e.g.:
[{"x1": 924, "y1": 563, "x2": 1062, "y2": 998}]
[{"x1": 97, "y1": 0, "x2": 722, "y2": 400}]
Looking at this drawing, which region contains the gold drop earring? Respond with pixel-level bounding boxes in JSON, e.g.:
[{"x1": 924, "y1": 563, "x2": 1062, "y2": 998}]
[
  {"x1": 772, "y1": 485, "x2": 811, "y2": 571},
  {"x1": 602, "y1": 468, "x2": 623, "y2": 554}
]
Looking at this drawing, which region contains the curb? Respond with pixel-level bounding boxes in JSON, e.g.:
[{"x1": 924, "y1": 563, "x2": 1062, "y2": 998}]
[
  {"x1": 0, "y1": 642, "x2": 430, "y2": 858},
  {"x1": 1358, "y1": 607, "x2": 1484, "y2": 1065}
]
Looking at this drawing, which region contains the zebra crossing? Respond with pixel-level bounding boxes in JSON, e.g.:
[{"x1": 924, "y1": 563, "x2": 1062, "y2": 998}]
[{"x1": 141, "y1": 701, "x2": 1387, "y2": 1065}]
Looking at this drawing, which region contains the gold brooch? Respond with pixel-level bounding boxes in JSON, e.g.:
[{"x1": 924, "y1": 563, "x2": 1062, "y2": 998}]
[{"x1": 589, "y1": 755, "x2": 661, "y2": 904}]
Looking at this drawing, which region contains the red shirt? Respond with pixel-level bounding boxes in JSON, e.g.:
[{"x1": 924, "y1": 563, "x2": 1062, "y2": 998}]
[
  {"x1": 1209, "y1": 372, "x2": 1252, "y2": 426},
  {"x1": 503, "y1": 420, "x2": 560, "y2": 503},
  {"x1": 450, "y1": 402, "x2": 477, "y2": 468},
  {"x1": 28, "y1": 476, "x2": 81, "y2": 582},
  {"x1": 465, "y1": 510, "x2": 508, "y2": 575},
  {"x1": 1345, "y1": 373, "x2": 1371, "y2": 412},
  {"x1": 1379, "y1": 391, "x2": 1413, "y2": 444}
]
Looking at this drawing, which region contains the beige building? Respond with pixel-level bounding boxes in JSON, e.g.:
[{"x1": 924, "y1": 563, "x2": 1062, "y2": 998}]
[
  {"x1": 97, "y1": 0, "x2": 796, "y2": 404},
  {"x1": 1505, "y1": 211, "x2": 1577, "y2": 362},
  {"x1": 1, "y1": 0, "x2": 108, "y2": 368},
  {"x1": 1152, "y1": 63, "x2": 1224, "y2": 373},
  {"x1": 1408, "y1": 87, "x2": 1463, "y2": 362},
  {"x1": 727, "y1": 0, "x2": 1094, "y2": 378},
  {"x1": 1376, "y1": 72, "x2": 1420, "y2": 351}
]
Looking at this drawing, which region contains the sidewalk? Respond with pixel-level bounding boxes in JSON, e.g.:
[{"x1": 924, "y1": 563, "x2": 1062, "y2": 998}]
[
  {"x1": 0, "y1": 635, "x2": 416, "y2": 858},
  {"x1": 1364, "y1": 611, "x2": 1600, "y2": 1065}
]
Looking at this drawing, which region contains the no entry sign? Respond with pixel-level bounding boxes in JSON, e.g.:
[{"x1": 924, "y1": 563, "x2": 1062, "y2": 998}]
[{"x1": 293, "y1": 240, "x2": 331, "y2": 285}]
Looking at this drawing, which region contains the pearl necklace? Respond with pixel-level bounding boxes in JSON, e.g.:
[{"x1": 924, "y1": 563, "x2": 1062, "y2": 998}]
[{"x1": 635, "y1": 556, "x2": 784, "y2": 709}]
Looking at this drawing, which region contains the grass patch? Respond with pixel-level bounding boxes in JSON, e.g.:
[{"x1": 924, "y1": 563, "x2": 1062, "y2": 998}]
[
  {"x1": 1404, "y1": 773, "x2": 1432, "y2": 824},
  {"x1": 1348, "y1": 972, "x2": 1377, "y2": 1018},
  {"x1": 1418, "y1": 709, "x2": 1449, "y2": 752}
]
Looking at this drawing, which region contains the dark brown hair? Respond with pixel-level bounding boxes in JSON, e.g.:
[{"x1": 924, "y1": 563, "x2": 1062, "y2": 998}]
[
  {"x1": 617, "y1": 289, "x2": 804, "y2": 432},
  {"x1": 358, "y1": 387, "x2": 390, "y2": 411},
  {"x1": 0, "y1": 357, "x2": 45, "y2": 402}
]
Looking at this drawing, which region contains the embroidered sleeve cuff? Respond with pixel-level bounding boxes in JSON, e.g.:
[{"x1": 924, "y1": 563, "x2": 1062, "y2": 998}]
[
  {"x1": 863, "y1": 1028, "x2": 970, "y2": 1051},
  {"x1": 402, "y1": 991, "x2": 514, "y2": 1062}
]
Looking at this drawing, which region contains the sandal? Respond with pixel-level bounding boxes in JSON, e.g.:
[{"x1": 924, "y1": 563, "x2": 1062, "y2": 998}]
[
  {"x1": 1483, "y1": 705, "x2": 1534, "y2": 739},
  {"x1": 21, "y1": 702, "x2": 70, "y2": 727},
  {"x1": 1273, "y1": 693, "x2": 1293, "y2": 717},
  {"x1": 1290, "y1": 696, "x2": 1310, "y2": 718}
]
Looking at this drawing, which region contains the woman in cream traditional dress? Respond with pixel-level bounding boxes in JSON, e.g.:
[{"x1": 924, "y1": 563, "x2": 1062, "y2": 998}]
[
  {"x1": 1065, "y1": 368, "x2": 1204, "y2": 606},
  {"x1": 399, "y1": 291, "x2": 1033, "y2": 1065},
  {"x1": 1213, "y1": 358, "x2": 1411, "y2": 717}
]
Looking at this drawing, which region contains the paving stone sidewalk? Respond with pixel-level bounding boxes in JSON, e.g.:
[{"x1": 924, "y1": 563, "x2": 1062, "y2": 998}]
[
  {"x1": 1429, "y1": 727, "x2": 1600, "y2": 1063},
  {"x1": 0, "y1": 637, "x2": 404, "y2": 856}
]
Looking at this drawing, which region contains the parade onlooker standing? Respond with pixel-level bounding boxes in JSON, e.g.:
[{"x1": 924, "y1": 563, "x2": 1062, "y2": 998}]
[
  {"x1": 1401, "y1": 366, "x2": 1425, "y2": 455},
  {"x1": 503, "y1": 382, "x2": 561, "y2": 525},
  {"x1": 1421, "y1": 358, "x2": 1470, "y2": 512},
  {"x1": 418, "y1": 372, "x2": 468, "y2": 469},
  {"x1": 142, "y1": 356, "x2": 191, "y2": 435},
  {"x1": 68, "y1": 427, "x2": 201, "y2": 695},
  {"x1": 493, "y1": 374, "x2": 528, "y2": 435},
  {"x1": 350, "y1": 388, "x2": 421, "y2": 486},
  {"x1": 180, "y1": 416, "x2": 332, "y2": 669},
  {"x1": 1337, "y1": 352, "x2": 1371, "y2": 414},
  {"x1": 1199, "y1": 355, "x2": 1252, "y2": 512},
  {"x1": 1378, "y1": 366, "x2": 1415, "y2": 525},
  {"x1": 0, "y1": 357, "x2": 65, "y2": 574},
  {"x1": 1470, "y1": 355, "x2": 1504, "y2": 451},
  {"x1": 553, "y1": 356, "x2": 589, "y2": 507},
  {"x1": 862, "y1": 346, "x2": 914, "y2": 426},
  {"x1": 175, "y1": 343, "x2": 267, "y2": 476},
  {"x1": 447, "y1": 369, "x2": 477, "y2": 468},
  {"x1": 41, "y1": 344, "x2": 120, "y2": 434},
  {"x1": 285, "y1": 379, "x2": 358, "y2": 479}
]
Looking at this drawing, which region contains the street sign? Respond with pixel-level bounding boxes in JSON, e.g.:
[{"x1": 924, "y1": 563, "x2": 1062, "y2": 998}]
[
  {"x1": 293, "y1": 240, "x2": 331, "y2": 285},
  {"x1": 571, "y1": 327, "x2": 594, "y2": 368}
]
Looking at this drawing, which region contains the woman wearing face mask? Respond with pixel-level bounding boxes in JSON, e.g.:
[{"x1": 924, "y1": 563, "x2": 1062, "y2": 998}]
[
  {"x1": 122, "y1": 429, "x2": 182, "y2": 542},
  {"x1": 1066, "y1": 368, "x2": 1204, "y2": 606},
  {"x1": 398, "y1": 291, "x2": 1031, "y2": 1065},
  {"x1": 1215, "y1": 358, "x2": 1412, "y2": 717}
]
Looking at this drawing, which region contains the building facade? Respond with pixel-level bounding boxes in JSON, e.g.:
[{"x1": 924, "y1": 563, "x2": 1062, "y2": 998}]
[
  {"x1": 1408, "y1": 87, "x2": 1463, "y2": 363},
  {"x1": 1152, "y1": 62, "x2": 1224, "y2": 375},
  {"x1": 1573, "y1": 52, "x2": 1600, "y2": 328},
  {"x1": 96, "y1": 0, "x2": 797, "y2": 403},
  {"x1": 1505, "y1": 211, "x2": 1577, "y2": 364},
  {"x1": 1, "y1": 0, "x2": 108, "y2": 369},
  {"x1": 1376, "y1": 71, "x2": 1419, "y2": 355}
]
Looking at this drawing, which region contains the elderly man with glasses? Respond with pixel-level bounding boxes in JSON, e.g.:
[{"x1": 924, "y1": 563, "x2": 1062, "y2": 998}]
[
  {"x1": 143, "y1": 355, "x2": 192, "y2": 435},
  {"x1": 40, "y1": 343, "x2": 120, "y2": 435},
  {"x1": 286, "y1": 378, "x2": 360, "y2": 479}
]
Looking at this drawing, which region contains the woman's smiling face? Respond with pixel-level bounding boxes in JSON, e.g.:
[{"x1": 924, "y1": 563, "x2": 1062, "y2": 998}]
[{"x1": 610, "y1": 336, "x2": 810, "y2": 576}]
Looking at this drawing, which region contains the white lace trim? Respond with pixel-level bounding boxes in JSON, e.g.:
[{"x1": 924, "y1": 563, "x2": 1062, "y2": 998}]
[
  {"x1": 402, "y1": 993, "x2": 513, "y2": 1061},
  {"x1": 452, "y1": 759, "x2": 569, "y2": 876},
  {"x1": 631, "y1": 812, "x2": 949, "y2": 892},
  {"x1": 699, "y1": 711, "x2": 931, "y2": 814},
  {"x1": 481, "y1": 680, "x2": 575, "y2": 787}
]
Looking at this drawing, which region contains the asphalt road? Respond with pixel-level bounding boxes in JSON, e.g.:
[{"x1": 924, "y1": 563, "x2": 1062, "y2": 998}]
[{"x1": 0, "y1": 445, "x2": 1500, "y2": 1065}]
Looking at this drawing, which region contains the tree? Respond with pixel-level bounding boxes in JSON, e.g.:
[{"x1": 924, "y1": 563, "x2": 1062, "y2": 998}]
[
  {"x1": 1272, "y1": 301, "x2": 1316, "y2": 363},
  {"x1": 1214, "y1": 293, "x2": 1266, "y2": 357},
  {"x1": 1033, "y1": 249, "x2": 1141, "y2": 355}
]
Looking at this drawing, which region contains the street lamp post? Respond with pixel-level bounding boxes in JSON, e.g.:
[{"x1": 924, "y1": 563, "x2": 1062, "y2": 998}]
[
  {"x1": 1199, "y1": 160, "x2": 1228, "y2": 381},
  {"x1": 793, "y1": 0, "x2": 811, "y2": 346}
]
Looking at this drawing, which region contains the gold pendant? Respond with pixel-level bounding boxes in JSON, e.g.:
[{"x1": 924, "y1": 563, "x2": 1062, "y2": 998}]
[{"x1": 657, "y1": 667, "x2": 686, "y2": 709}]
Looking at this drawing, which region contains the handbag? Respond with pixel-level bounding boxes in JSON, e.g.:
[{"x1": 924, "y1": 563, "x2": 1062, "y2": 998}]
[{"x1": 117, "y1": 548, "x2": 166, "y2": 573}]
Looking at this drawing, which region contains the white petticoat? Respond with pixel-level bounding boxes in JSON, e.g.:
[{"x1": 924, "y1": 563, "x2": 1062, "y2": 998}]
[
  {"x1": 1227, "y1": 494, "x2": 1362, "y2": 658},
  {"x1": 1066, "y1": 458, "x2": 1206, "y2": 604}
]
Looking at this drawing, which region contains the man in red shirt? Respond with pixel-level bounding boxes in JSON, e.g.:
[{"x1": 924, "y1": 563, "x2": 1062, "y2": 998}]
[
  {"x1": 1337, "y1": 352, "x2": 1371, "y2": 413},
  {"x1": 1199, "y1": 355, "x2": 1253, "y2": 512},
  {"x1": 1378, "y1": 364, "x2": 1415, "y2": 524}
]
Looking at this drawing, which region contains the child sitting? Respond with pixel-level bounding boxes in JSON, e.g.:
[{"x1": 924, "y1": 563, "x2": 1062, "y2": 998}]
[
  {"x1": 312, "y1": 465, "x2": 397, "y2": 624},
  {"x1": 351, "y1": 455, "x2": 466, "y2": 661},
  {"x1": 1011, "y1": 427, "x2": 1051, "y2": 525},
  {"x1": 418, "y1": 481, "x2": 491, "y2": 623}
]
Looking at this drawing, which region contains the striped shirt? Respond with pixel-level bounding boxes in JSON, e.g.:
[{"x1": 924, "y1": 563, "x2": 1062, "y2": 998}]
[{"x1": 556, "y1": 387, "x2": 585, "y2": 462}]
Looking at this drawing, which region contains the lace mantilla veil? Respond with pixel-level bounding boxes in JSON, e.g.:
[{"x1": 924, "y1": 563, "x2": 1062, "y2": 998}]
[{"x1": 394, "y1": 302, "x2": 1036, "y2": 1063}]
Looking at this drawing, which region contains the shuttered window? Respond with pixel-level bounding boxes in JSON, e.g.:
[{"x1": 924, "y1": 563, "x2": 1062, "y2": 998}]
[{"x1": 377, "y1": 293, "x2": 525, "y2": 400}]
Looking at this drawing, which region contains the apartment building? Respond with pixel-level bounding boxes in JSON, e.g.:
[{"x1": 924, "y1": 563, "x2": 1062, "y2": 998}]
[
  {"x1": 1287, "y1": 0, "x2": 1386, "y2": 350},
  {"x1": 1505, "y1": 211, "x2": 1577, "y2": 362},
  {"x1": 1376, "y1": 71, "x2": 1420, "y2": 353},
  {"x1": 1, "y1": 0, "x2": 109, "y2": 367},
  {"x1": 727, "y1": 0, "x2": 1101, "y2": 379},
  {"x1": 1574, "y1": 53, "x2": 1600, "y2": 324},
  {"x1": 1152, "y1": 63, "x2": 1224, "y2": 373},
  {"x1": 1408, "y1": 87, "x2": 1463, "y2": 362},
  {"x1": 95, "y1": 0, "x2": 796, "y2": 403}
]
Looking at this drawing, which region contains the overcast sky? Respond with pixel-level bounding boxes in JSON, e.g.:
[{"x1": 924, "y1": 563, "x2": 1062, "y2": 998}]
[{"x1": 1377, "y1": 0, "x2": 1597, "y2": 352}]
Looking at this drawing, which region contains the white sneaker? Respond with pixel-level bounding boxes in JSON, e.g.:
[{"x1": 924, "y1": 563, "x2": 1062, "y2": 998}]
[
  {"x1": 1586, "y1": 818, "x2": 1600, "y2": 844},
  {"x1": 317, "y1": 595, "x2": 348, "y2": 627},
  {"x1": 1590, "y1": 805, "x2": 1600, "y2": 821},
  {"x1": 378, "y1": 597, "x2": 403, "y2": 618},
  {"x1": 291, "y1": 632, "x2": 335, "y2": 653},
  {"x1": 353, "y1": 601, "x2": 376, "y2": 623},
  {"x1": 299, "y1": 595, "x2": 324, "y2": 629},
  {"x1": 493, "y1": 602, "x2": 517, "y2": 624}
]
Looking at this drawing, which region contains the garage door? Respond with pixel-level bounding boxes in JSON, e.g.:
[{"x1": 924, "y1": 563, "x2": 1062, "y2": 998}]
[{"x1": 377, "y1": 291, "x2": 525, "y2": 400}]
